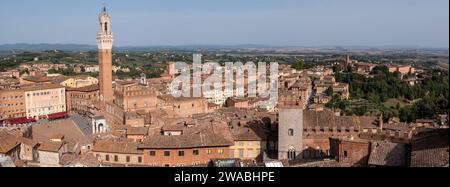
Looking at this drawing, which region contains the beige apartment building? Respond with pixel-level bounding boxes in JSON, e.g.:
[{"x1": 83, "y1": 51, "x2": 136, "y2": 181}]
[
  {"x1": 22, "y1": 83, "x2": 66, "y2": 119},
  {"x1": 229, "y1": 125, "x2": 267, "y2": 161}
]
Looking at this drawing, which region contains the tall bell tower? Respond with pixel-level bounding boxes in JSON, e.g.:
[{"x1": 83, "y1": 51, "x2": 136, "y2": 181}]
[{"x1": 96, "y1": 6, "x2": 114, "y2": 104}]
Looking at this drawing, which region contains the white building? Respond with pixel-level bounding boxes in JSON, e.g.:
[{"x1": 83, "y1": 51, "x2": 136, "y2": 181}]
[
  {"x1": 92, "y1": 116, "x2": 108, "y2": 134},
  {"x1": 23, "y1": 84, "x2": 66, "y2": 119},
  {"x1": 85, "y1": 65, "x2": 100, "y2": 73}
]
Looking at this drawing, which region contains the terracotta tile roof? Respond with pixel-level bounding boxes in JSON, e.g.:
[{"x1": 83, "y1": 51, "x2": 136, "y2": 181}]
[
  {"x1": 17, "y1": 137, "x2": 39, "y2": 147},
  {"x1": 411, "y1": 146, "x2": 449, "y2": 167},
  {"x1": 157, "y1": 94, "x2": 206, "y2": 102},
  {"x1": 0, "y1": 131, "x2": 20, "y2": 154},
  {"x1": 292, "y1": 159, "x2": 343, "y2": 167},
  {"x1": 51, "y1": 75, "x2": 94, "y2": 84},
  {"x1": 230, "y1": 124, "x2": 268, "y2": 141},
  {"x1": 368, "y1": 141, "x2": 408, "y2": 167},
  {"x1": 65, "y1": 84, "x2": 99, "y2": 92},
  {"x1": 383, "y1": 123, "x2": 413, "y2": 131},
  {"x1": 22, "y1": 76, "x2": 57, "y2": 83},
  {"x1": 161, "y1": 122, "x2": 187, "y2": 131},
  {"x1": 116, "y1": 80, "x2": 136, "y2": 85},
  {"x1": 60, "y1": 152, "x2": 101, "y2": 167},
  {"x1": 51, "y1": 133, "x2": 65, "y2": 140},
  {"x1": 410, "y1": 132, "x2": 449, "y2": 167},
  {"x1": 38, "y1": 141, "x2": 64, "y2": 152},
  {"x1": 125, "y1": 126, "x2": 149, "y2": 135},
  {"x1": 140, "y1": 125, "x2": 233, "y2": 149},
  {"x1": 49, "y1": 76, "x2": 71, "y2": 84},
  {"x1": 32, "y1": 119, "x2": 94, "y2": 147},
  {"x1": 21, "y1": 83, "x2": 64, "y2": 91},
  {"x1": 93, "y1": 139, "x2": 142, "y2": 154},
  {"x1": 227, "y1": 97, "x2": 253, "y2": 103},
  {"x1": 303, "y1": 110, "x2": 379, "y2": 129}
]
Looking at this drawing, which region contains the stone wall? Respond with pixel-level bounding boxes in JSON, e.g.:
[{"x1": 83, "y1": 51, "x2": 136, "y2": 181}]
[{"x1": 278, "y1": 108, "x2": 303, "y2": 160}]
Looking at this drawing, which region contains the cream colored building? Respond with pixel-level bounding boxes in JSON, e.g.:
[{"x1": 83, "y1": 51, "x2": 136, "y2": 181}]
[
  {"x1": 57, "y1": 76, "x2": 98, "y2": 88},
  {"x1": 229, "y1": 125, "x2": 267, "y2": 161},
  {"x1": 23, "y1": 83, "x2": 66, "y2": 119},
  {"x1": 230, "y1": 140, "x2": 266, "y2": 161}
]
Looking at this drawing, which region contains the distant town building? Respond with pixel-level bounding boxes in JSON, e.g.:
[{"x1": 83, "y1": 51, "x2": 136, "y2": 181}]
[
  {"x1": 388, "y1": 65, "x2": 415, "y2": 76},
  {"x1": 84, "y1": 65, "x2": 99, "y2": 73}
]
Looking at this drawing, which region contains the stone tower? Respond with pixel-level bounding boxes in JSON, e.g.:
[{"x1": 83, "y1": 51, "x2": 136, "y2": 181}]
[
  {"x1": 166, "y1": 62, "x2": 175, "y2": 78},
  {"x1": 278, "y1": 107, "x2": 304, "y2": 160},
  {"x1": 96, "y1": 6, "x2": 114, "y2": 104}
]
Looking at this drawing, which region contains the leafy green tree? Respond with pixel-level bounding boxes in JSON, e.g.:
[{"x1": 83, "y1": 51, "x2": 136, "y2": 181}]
[
  {"x1": 292, "y1": 59, "x2": 305, "y2": 70},
  {"x1": 325, "y1": 86, "x2": 333, "y2": 97},
  {"x1": 332, "y1": 64, "x2": 341, "y2": 73},
  {"x1": 370, "y1": 65, "x2": 389, "y2": 75}
]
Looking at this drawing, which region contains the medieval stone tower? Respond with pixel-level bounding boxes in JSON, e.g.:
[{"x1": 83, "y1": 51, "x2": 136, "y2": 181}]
[
  {"x1": 96, "y1": 6, "x2": 114, "y2": 104},
  {"x1": 278, "y1": 107, "x2": 304, "y2": 160}
]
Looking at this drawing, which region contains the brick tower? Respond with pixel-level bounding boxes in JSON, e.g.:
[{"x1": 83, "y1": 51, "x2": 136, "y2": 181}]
[{"x1": 96, "y1": 6, "x2": 114, "y2": 104}]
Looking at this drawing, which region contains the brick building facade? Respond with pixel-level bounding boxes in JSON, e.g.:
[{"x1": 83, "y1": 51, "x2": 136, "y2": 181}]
[
  {"x1": 0, "y1": 89, "x2": 26, "y2": 121},
  {"x1": 329, "y1": 137, "x2": 371, "y2": 166},
  {"x1": 65, "y1": 85, "x2": 99, "y2": 113}
]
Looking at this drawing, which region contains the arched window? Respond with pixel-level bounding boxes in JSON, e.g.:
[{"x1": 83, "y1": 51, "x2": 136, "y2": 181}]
[
  {"x1": 104, "y1": 22, "x2": 108, "y2": 32},
  {"x1": 98, "y1": 123, "x2": 104, "y2": 133},
  {"x1": 288, "y1": 149, "x2": 296, "y2": 160}
]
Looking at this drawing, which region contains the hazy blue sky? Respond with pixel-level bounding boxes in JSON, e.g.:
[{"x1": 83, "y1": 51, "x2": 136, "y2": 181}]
[{"x1": 0, "y1": 0, "x2": 448, "y2": 47}]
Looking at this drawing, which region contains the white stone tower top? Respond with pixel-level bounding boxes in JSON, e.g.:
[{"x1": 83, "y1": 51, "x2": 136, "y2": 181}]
[{"x1": 96, "y1": 6, "x2": 113, "y2": 50}]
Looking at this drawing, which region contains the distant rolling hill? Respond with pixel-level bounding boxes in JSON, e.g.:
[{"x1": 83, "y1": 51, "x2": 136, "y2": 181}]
[
  {"x1": 0, "y1": 43, "x2": 447, "y2": 54},
  {"x1": 0, "y1": 43, "x2": 96, "y2": 52},
  {"x1": 0, "y1": 43, "x2": 275, "y2": 53}
]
